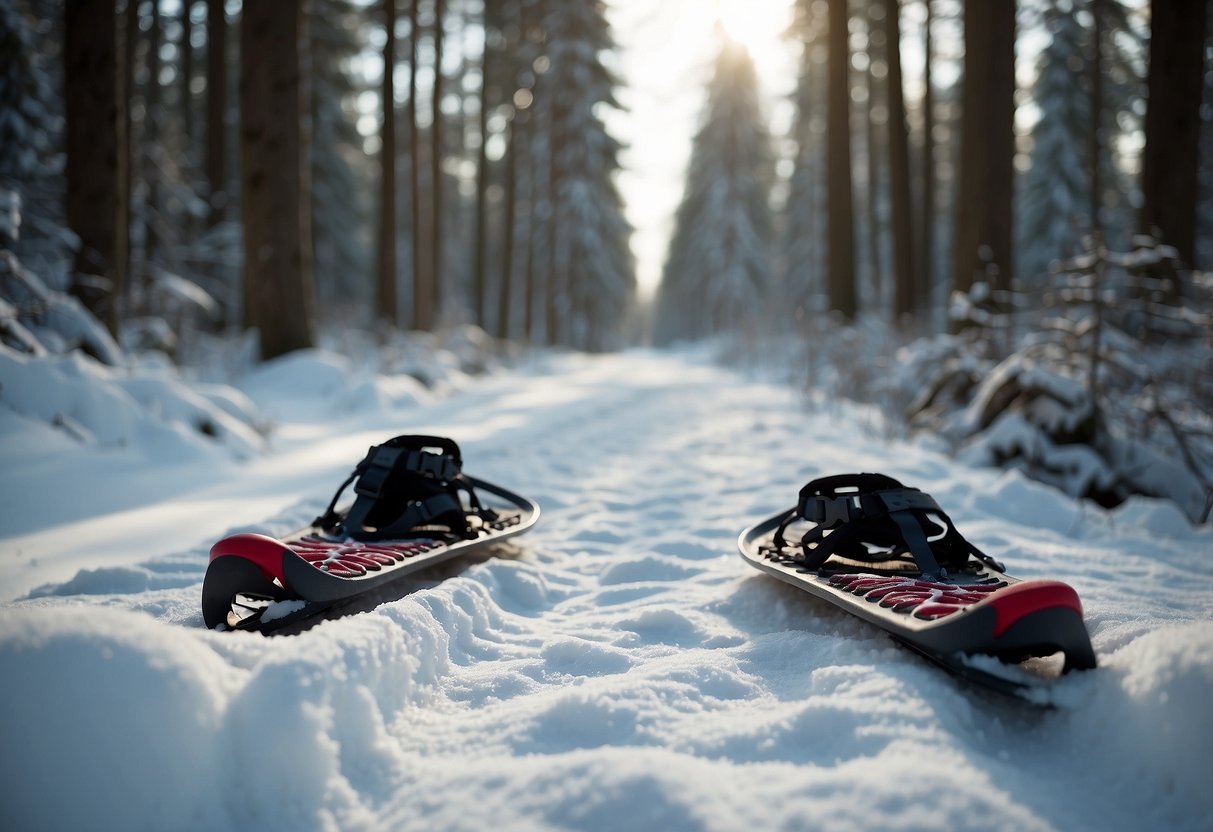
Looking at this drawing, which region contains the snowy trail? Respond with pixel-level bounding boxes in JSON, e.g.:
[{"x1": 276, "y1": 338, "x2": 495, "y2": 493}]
[{"x1": 2, "y1": 350, "x2": 1211, "y2": 831}]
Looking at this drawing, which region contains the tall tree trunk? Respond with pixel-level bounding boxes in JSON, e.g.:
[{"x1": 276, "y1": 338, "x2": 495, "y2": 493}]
[
  {"x1": 377, "y1": 0, "x2": 398, "y2": 325},
  {"x1": 145, "y1": 0, "x2": 161, "y2": 277},
  {"x1": 918, "y1": 0, "x2": 934, "y2": 311},
  {"x1": 522, "y1": 138, "x2": 537, "y2": 344},
  {"x1": 431, "y1": 0, "x2": 445, "y2": 321},
  {"x1": 1090, "y1": 0, "x2": 1103, "y2": 232},
  {"x1": 65, "y1": 0, "x2": 125, "y2": 337},
  {"x1": 205, "y1": 0, "x2": 227, "y2": 227},
  {"x1": 888, "y1": 0, "x2": 917, "y2": 322},
  {"x1": 1140, "y1": 0, "x2": 1207, "y2": 265},
  {"x1": 472, "y1": 4, "x2": 491, "y2": 330},
  {"x1": 865, "y1": 0, "x2": 884, "y2": 301},
  {"x1": 827, "y1": 0, "x2": 857, "y2": 319},
  {"x1": 497, "y1": 113, "x2": 519, "y2": 340},
  {"x1": 179, "y1": 0, "x2": 195, "y2": 248},
  {"x1": 546, "y1": 124, "x2": 560, "y2": 345},
  {"x1": 522, "y1": 109, "x2": 539, "y2": 344},
  {"x1": 122, "y1": 0, "x2": 138, "y2": 299},
  {"x1": 950, "y1": 0, "x2": 1015, "y2": 304},
  {"x1": 240, "y1": 0, "x2": 316, "y2": 359},
  {"x1": 409, "y1": 0, "x2": 429, "y2": 330},
  {"x1": 181, "y1": 0, "x2": 194, "y2": 151}
]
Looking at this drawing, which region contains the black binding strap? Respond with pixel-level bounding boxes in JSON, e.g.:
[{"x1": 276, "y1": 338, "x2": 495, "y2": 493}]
[
  {"x1": 315, "y1": 435, "x2": 485, "y2": 541},
  {"x1": 774, "y1": 473, "x2": 1004, "y2": 580}
]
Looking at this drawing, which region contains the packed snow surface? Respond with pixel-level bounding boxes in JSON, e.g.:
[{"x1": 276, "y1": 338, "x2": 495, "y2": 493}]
[{"x1": 1, "y1": 349, "x2": 1211, "y2": 831}]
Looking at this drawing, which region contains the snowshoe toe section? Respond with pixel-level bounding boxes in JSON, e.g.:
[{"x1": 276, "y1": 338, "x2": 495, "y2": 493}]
[
  {"x1": 983, "y1": 580, "x2": 1096, "y2": 672},
  {"x1": 897, "y1": 580, "x2": 1097, "y2": 675}
]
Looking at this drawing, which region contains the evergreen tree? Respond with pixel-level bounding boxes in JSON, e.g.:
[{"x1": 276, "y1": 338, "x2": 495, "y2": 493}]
[
  {"x1": 781, "y1": 0, "x2": 827, "y2": 314},
  {"x1": 0, "y1": 2, "x2": 66, "y2": 277},
  {"x1": 1140, "y1": 0, "x2": 1207, "y2": 266},
  {"x1": 1019, "y1": 0, "x2": 1142, "y2": 284},
  {"x1": 656, "y1": 35, "x2": 774, "y2": 344},
  {"x1": 430, "y1": 0, "x2": 446, "y2": 318},
  {"x1": 1199, "y1": 2, "x2": 1213, "y2": 271},
  {"x1": 887, "y1": 0, "x2": 918, "y2": 322},
  {"x1": 0, "y1": 4, "x2": 57, "y2": 190},
  {"x1": 826, "y1": 0, "x2": 856, "y2": 318},
  {"x1": 543, "y1": 0, "x2": 634, "y2": 350},
  {"x1": 64, "y1": 0, "x2": 125, "y2": 336},
  {"x1": 205, "y1": 0, "x2": 228, "y2": 228},
  {"x1": 240, "y1": 1, "x2": 316, "y2": 358},
  {"x1": 951, "y1": 0, "x2": 1015, "y2": 300},
  {"x1": 1019, "y1": 2, "x2": 1090, "y2": 283},
  {"x1": 310, "y1": 0, "x2": 372, "y2": 317}
]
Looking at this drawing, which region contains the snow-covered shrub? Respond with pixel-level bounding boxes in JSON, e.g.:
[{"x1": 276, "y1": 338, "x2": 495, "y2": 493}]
[
  {"x1": 0, "y1": 194, "x2": 268, "y2": 460},
  {"x1": 0, "y1": 246, "x2": 122, "y2": 365},
  {"x1": 925, "y1": 234, "x2": 1213, "y2": 522}
]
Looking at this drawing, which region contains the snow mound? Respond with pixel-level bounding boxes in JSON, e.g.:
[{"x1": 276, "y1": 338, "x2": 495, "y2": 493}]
[
  {"x1": 239, "y1": 348, "x2": 432, "y2": 422},
  {"x1": 0, "y1": 344, "x2": 264, "y2": 461},
  {"x1": 0, "y1": 608, "x2": 232, "y2": 831},
  {"x1": 1069, "y1": 623, "x2": 1213, "y2": 828}
]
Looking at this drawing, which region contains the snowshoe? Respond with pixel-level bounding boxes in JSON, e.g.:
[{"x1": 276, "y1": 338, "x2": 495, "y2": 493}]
[
  {"x1": 202, "y1": 435, "x2": 539, "y2": 632},
  {"x1": 738, "y1": 473, "x2": 1097, "y2": 698}
]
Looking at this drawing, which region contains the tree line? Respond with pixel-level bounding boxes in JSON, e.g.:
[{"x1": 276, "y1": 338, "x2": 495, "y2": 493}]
[
  {"x1": 10, "y1": 0, "x2": 633, "y2": 361},
  {"x1": 657, "y1": 0, "x2": 1209, "y2": 342},
  {"x1": 2, "y1": 1, "x2": 1209, "y2": 361}
]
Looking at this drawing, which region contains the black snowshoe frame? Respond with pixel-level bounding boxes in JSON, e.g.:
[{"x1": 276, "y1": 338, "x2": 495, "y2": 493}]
[
  {"x1": 740, "y1": 473, "x2": 1097, "y2": 699},
  {"x1": 202, "y1": 435, "x2": 539, "y2": 632}
]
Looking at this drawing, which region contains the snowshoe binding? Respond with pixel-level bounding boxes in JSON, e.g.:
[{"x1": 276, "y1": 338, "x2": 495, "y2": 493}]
[
  {"x1": 202, "y1": 435, "x2": 540, "y2": 632},
  {"x1": 738, "y1": 474, "x2": 1097, "y2": 699}
]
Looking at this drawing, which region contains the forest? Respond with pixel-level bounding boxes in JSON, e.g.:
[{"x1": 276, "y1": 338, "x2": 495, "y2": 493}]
[{"x1": 1, "y1": 0, "x2": 1211, "y2": 519}]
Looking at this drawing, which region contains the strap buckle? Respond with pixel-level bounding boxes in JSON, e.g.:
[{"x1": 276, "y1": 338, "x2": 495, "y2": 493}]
[
  {"x1": 408, "y1": 450, "x2": 459, "y2": 482},
  {"x1": 799, "y1": 494, "x2": 855, "y2": 528},
  {"x1": 354, "y1": 446, "x2": 403, "y2": 498}
]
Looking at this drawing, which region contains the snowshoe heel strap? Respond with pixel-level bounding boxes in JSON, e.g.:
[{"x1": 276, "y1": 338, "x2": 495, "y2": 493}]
[
  {"x1": 354, "y1": 443, "x2": 461, "y2": 499},
  {"x1": 316, "y1": 435, "x2": 473, "y2": 541},
  {"x1": 783, "y1": 473, "x2": 1003, "y2": 580},
  {"x1": 798, "y1": 480, "x2": 941, "y2": 529}
]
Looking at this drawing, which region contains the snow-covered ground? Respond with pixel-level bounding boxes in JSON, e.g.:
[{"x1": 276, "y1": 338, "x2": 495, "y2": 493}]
[{"x1": 1, "y1": 348, "x2": 1211, "y2": 831}]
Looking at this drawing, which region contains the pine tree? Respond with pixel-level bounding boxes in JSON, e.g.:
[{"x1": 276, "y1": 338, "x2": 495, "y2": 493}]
[
  {"x1": 1019, "y1": 0, "x2": 1142, "y2": 284},
  {"x1": 1019, "y1": 2, "x2": 1090, "y2": 283},
  {"x1": 310, "y1": 0, "x2": 372, "y2": 318},
  {"x1": 0, "y1": 2, "x2": 66, "y2": 276},
  {"x1": 1199, "y1": 0, "x2": 1213, "y2": 271},
  {"x1": 472, "y1": 0, "x2": 506, "y2": 330},
  {"x1": 430, "y1": 0, "x2": 446, "y2": 319},
  {"x1": 951, "y1": 0, "x2": 1015, "y2": 300},
  {"x1": 1140, "y1": 0, "x2": 1207, "y2": 266},
  {"x1": 205, "y1": 0, "x2": 228, "y2": 228},
  {"x1": 240, "y1": 1, "x2": 316, "y2": 358},
  {"x1": 64, "y1": 0, "x2": 125, "y2": 335},
  {"x1": 888, "y1": 0, "x2": 918, "y2": 321},
  {"x1": 826, "y1": 0, "x2": 856, "y2": 318},
  {"x1": 372, "y1": 0, "x2": 396, "y2": 323},
  {"x1": 408, "y1": 0, "x2": 428, "y2": 330},
  {"x1": 543, "y1": 0, "x2": 634, "y2": 350},
  {"x1": 656, "y1": 35, "x2": 774, "y2": 344},
  {"x1": 781, "y1": 0, "x2": 827, "y2": 314},
  {"x1": 0, "y1": 4, "x2": 57, "y2": 189}
]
